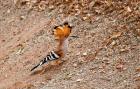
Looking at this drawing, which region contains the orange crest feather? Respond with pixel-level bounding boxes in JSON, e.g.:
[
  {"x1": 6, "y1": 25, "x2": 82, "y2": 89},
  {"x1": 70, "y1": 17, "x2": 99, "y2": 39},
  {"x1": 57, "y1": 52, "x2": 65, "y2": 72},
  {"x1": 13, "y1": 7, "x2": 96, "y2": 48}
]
[{"x1": 54, "y1": 22, "x2": 72, "y2": 40}]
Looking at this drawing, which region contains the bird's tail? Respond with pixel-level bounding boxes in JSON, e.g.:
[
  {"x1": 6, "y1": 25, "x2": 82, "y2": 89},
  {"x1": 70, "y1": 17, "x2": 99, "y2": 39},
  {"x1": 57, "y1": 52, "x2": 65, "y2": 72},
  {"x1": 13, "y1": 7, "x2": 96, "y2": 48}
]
[
  {"x1": 31, "y1": 51, "x2": 60, "y2": 71},
  {"x1": 31, "y1": 58, "x2": 47, "y2": 71}
]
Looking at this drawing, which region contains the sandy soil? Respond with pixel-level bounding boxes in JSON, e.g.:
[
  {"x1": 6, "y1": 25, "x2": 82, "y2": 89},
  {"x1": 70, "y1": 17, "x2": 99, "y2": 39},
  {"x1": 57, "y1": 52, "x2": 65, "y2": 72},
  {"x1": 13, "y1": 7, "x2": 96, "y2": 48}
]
[{"x1": 0, "y1": 0, "x2": 140, "y2": 89}]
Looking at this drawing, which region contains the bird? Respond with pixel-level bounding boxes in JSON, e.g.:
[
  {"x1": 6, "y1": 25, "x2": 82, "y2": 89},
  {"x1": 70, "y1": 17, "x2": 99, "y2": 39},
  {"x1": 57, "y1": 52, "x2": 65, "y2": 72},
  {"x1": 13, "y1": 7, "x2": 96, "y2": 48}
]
[{"x1": 31, "y1": 22, "x2": 72, "y2": 71}]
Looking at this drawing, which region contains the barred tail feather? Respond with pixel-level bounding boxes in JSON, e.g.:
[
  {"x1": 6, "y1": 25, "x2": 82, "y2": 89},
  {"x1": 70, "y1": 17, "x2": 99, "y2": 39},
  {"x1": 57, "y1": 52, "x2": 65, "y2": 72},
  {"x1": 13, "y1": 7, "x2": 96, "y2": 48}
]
[
  {"x1": 31, "y1": 51, "x2": 60, "y2": 71},
  {"x1": 31, "y1": 58, "x2": 47, "y2": 71}
]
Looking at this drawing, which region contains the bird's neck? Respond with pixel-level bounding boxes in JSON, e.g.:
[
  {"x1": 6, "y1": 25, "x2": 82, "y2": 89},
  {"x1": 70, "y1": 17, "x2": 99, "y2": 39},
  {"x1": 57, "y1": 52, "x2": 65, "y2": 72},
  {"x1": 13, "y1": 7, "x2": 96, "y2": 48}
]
[{"x1": 57, "y1": 38, "x2": 68, "y2": 57}]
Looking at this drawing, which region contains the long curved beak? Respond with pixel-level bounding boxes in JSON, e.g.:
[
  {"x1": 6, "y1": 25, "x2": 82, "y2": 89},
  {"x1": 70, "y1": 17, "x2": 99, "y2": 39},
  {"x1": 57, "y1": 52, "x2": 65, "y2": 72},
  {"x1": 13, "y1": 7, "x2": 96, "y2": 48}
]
[{"x1": 70, "y1": 35, "x2": 79, "y2": 38}]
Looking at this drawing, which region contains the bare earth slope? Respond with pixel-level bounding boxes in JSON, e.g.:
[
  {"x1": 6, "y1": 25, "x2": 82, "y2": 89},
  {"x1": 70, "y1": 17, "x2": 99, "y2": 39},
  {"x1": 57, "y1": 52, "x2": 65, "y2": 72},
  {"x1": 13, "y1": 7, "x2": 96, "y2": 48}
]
[{"x1": 0, "y1": 0, "x2": 140, "y2": 89}]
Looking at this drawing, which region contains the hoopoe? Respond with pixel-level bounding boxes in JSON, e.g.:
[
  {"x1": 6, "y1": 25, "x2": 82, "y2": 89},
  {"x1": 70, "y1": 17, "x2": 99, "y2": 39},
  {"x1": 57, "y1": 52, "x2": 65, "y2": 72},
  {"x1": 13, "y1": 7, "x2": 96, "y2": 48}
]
[{"x1": 31, "y1": 22, "x2": 72, "y2": 71}]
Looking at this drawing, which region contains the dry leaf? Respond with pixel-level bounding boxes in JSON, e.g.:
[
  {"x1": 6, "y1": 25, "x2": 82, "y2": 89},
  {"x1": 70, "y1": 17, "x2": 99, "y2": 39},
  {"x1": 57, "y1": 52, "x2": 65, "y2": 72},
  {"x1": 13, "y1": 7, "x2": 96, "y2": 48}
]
[
  {"x1": 110, "y1": 40, "x2": 116, "y2": 46},
  {"x1": 126, "y1": 6, "x2": 132, "y2": 12},
  {"x1": 16, "y1": 44, "x2": 24, "y2": 55},
  {"x1": 116, "y1": 64, "x2": 124, "y2": 70},
  {"x1": 16, "y1": 48, "x2": 24, "y2": 55},
  {"x1": 111, "y1": 32, "x2": 122, "y2": 39},
  {"x1": 136, "y1": 67, "x2": 140, "y2": 72}
]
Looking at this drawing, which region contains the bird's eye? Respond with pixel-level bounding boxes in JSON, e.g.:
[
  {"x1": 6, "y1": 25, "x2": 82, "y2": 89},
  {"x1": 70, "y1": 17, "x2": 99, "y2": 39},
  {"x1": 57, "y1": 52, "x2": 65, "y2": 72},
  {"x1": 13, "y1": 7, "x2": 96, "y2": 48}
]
[
  {"x1": 68, "y1": 25, "x2": 72, "y2": 29},
  {"x1": 54, "y1": 26, "x2": 59, "y2": 29}
]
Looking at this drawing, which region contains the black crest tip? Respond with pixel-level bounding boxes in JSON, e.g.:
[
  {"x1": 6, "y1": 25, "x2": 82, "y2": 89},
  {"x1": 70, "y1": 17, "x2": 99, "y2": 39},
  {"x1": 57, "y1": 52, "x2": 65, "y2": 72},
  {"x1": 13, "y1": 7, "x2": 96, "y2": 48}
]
[
  {"x1": 54, "y1": 26, "x2": 59, "y2": 29},
  {"x1": 63, "y1": 22, "x2": 69, "y2": 25}
]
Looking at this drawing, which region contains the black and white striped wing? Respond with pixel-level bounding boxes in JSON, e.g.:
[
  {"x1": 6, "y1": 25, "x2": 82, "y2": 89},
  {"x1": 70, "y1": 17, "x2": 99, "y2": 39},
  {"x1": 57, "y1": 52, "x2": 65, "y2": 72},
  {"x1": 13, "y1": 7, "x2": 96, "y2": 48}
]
[{"x1": 31, "y1": 51, "x2": 60, "y2": 71}]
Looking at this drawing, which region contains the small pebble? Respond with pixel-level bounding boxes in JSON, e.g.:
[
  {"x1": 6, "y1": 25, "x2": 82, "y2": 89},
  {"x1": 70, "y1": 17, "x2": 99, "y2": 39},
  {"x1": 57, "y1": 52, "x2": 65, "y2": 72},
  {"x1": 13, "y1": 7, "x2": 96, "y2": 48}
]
[
  {"x1": 7, "y1": 9, "x2": 10, "y2": 13},
  {"x1": 73, "y1": 63, "x2": 78, "y2": 67},
  {"x1": 111, "y1": 40, "x2": 116, "y2": 46},
  {"x1": 82, "y1": 16, "x2": 88, "y2": 20},
  {"x1": 20, "y1": 16, "x2": 26, "y2": 20},
  {"x1": 83, "y1": 52, "x2": 87, "y2": 56},
  {"x1": 49, "y1": 5, "x2": 54, "y2": 10},
  {"x1": 76, "y1": 79, "x2": 83, "y2": 82},
  {"x1": 127, "y1": 6, "x2": 132, "y2": 12}
]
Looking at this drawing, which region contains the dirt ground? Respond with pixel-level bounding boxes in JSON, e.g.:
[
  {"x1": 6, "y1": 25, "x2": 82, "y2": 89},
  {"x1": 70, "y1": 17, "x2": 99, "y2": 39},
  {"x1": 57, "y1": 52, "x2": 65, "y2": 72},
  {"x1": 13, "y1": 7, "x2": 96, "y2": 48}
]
[{"x1": 0, "y1": 0, "x2": 140, "y2": 89}]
